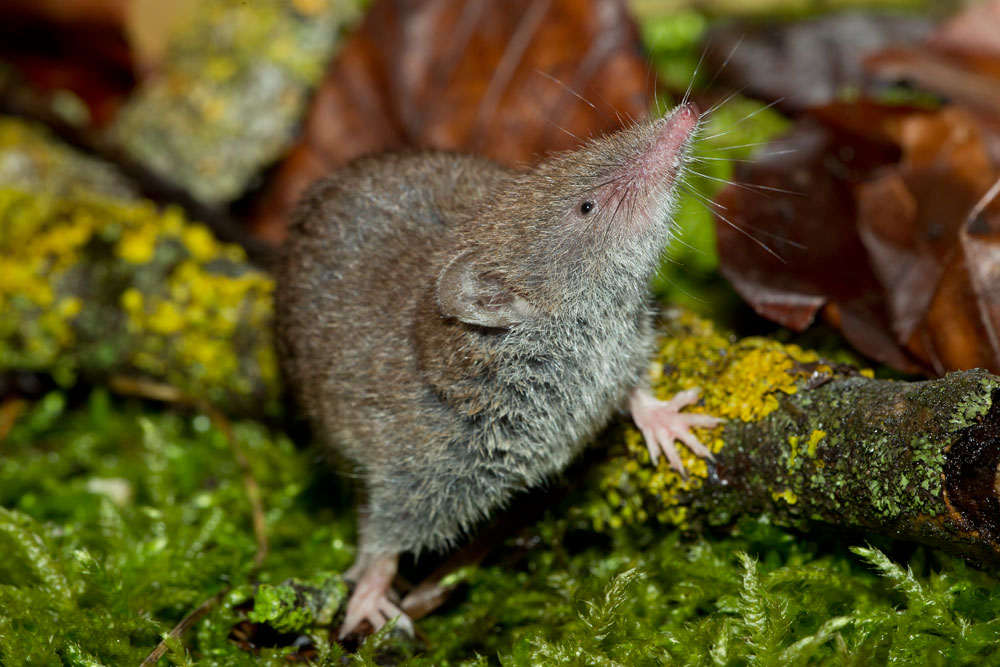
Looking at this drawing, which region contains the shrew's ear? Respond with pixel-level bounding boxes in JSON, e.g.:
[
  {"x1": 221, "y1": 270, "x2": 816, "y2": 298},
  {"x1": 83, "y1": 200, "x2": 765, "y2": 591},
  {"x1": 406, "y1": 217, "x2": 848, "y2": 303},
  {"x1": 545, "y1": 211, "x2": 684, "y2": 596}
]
[{"x1": 436, "y1": 249, "x2": 535, "y2": 328}]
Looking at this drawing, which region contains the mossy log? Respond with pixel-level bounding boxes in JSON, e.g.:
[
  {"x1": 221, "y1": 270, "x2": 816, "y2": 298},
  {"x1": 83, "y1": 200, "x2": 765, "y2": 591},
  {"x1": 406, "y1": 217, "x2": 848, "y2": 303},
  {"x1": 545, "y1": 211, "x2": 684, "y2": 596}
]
[
  {"x1": 590, "y1": 312, "x2": 1000, "y2": 567},
  {"x1": 702, "y1": 368, "x2": 1000, "y2": 562}
]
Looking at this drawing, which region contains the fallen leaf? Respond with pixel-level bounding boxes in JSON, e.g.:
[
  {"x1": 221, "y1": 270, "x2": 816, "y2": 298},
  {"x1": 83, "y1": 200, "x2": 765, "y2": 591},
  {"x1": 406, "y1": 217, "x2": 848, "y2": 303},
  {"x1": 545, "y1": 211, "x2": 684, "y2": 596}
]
[
  {"x1": 865, "y1": 0, "x2": 1000, "y2": 143},
  {"x1": 249, "y1": 0, "x2": 653, "y2": 243},
  {"x1": 702, "y1": 12, "x2": 931, "y2": 113},
  {"x1": 717, "y1": 100, "x2": 1000, "y2": 375},
  {"x1": 715, "y1": 101, "x2": 921, "y2": 371},
  {"x1": 856, "y1": 108, "x2": 1000, "y2": 372}
]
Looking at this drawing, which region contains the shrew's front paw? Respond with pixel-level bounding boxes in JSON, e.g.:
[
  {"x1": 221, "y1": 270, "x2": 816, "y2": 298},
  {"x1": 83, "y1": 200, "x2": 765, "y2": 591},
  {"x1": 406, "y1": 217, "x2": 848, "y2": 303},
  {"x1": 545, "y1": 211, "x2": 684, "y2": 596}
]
[{"x1": 629, "y1": 387, "x2": 723, "y2": 477}]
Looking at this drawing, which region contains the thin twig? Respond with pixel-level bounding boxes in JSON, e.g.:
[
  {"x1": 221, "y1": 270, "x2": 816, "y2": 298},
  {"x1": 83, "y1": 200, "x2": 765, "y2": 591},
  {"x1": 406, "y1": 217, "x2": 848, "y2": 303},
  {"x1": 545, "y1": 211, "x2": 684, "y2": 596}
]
[
  {"x1": 205, "y1": 405, "x2": 270, "y2": 568},
  {"x1": 0, "y1": 397, "x2": 29, "y2": 443},
  {"x1": 140, "y1": 589, "x2": 229, "y2": 666}
]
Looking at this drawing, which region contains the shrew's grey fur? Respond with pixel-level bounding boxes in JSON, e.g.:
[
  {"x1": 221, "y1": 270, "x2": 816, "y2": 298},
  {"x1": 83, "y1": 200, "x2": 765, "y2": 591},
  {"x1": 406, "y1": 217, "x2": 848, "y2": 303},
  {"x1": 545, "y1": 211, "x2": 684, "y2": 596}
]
[{"x1": 276, "y1": 108, "x2": 696, "y2": 559}]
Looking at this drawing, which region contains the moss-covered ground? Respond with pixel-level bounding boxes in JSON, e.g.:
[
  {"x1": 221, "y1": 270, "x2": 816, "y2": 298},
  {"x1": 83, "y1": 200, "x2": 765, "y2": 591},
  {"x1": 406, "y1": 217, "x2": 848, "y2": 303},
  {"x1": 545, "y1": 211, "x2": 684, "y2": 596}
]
[{"x1": 3, "y1": 388, "x2": 1000, "y2": 665}]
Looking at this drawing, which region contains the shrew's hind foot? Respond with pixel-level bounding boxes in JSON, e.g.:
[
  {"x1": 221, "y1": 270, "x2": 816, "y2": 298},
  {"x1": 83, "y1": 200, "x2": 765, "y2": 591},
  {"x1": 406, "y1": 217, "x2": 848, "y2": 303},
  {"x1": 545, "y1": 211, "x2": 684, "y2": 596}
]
[{"x1": 338, "y1": 552, "x2": 414, "y2": 639}]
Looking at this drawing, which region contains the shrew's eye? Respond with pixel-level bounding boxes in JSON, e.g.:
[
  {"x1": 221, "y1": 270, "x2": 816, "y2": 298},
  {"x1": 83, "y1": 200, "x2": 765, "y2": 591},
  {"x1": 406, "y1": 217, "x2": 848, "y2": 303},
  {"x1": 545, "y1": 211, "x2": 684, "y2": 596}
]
[{"x1": 580, "y1": 201, "x2": 594, "y2": 215}]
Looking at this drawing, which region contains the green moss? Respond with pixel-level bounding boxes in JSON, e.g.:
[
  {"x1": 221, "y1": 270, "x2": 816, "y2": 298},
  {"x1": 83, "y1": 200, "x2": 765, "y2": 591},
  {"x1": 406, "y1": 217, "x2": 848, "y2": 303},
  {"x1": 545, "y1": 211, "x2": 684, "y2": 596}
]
[
  {"x1": 3, "y1": 5, "x2": 998, "y2": 665},
  {"x1": 0, "y1": 389, "x2": 355, "y2": 665},
  {"x1": 4, "y1": 382, "x2": 1000, "y2": 663},
  {"x1": 249, "y1": 574, "x2": 347, "y2": 633},
  {"x1": 418, "y1": 509, "x2": 1000, "y2": 666}
]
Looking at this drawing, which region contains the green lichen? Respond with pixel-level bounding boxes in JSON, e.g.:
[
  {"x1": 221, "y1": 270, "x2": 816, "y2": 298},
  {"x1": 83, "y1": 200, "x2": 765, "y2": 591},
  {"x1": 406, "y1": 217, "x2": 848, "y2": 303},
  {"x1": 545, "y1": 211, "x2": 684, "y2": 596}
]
[
  {"x1": 0, "y1": 116, "x2": 137, "y2": 199},
  {"x1": 583, "y1": 310, "x2": 1000, "y2": 572},
  {"x1": 249, "y1": 574, "x2": 347, "y2": 633},
  {"x1": 950, "y1": 376, "x2": 998, "y2": 426}
]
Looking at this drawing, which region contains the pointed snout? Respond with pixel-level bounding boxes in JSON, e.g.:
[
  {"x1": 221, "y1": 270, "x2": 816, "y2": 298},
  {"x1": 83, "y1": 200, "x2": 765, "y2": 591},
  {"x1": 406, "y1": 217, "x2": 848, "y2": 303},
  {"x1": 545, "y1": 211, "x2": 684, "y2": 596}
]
[{"x1": 658, "y1": 101, "x2": 700, "y2": 152}]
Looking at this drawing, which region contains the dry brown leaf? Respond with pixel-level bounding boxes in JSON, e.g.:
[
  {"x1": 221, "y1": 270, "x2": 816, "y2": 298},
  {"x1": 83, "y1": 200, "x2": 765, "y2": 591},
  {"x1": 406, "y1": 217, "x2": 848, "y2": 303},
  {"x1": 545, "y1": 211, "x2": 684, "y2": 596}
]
[
  {"x1": 249, "y1": 0, "x2": 653, "y2": 243},
  {"x1": 866, "y1": 0, "x2": 1000, "y2": 130},
  {"x1": 857, "y1": 108, "x2": 1000, "y2": 373},
  {"x1": 717, "y1": 100, "x2": 1000, "y2": 376},
  {"x1": 715, "y1": 102, "x2": 922, "y2": 371}
]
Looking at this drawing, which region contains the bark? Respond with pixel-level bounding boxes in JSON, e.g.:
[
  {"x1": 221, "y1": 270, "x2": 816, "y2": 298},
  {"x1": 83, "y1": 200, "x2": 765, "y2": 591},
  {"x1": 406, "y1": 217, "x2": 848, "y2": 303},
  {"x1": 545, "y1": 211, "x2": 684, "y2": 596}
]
[
  {"x1": 596, "y1": 310, "x2": 1000, "y2": 567},
  {"x1": 695, "y1": 368, "x2": 1000, "y2": 564}
]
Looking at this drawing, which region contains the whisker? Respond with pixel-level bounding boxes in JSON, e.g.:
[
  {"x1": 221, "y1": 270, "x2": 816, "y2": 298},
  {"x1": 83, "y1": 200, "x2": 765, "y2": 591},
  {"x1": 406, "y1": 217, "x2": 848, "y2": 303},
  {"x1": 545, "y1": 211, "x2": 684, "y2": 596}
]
[
  {"x1": 535, "y1": 111, "x2": 581, "y2": 142},
  {"x1": 534, "y1": 68, "x2": 599, "y2": 111},
  {"x1": 754, "y1": 148, "x2": 796, "y2": 158},
  {"x1": 665, "y1": 221, "x2": 702, "y2": 254},
  {"x1": 682, "y1": 42, "x2": 710, "y2": 107},
  {"x1": 699, "y1": 98, "x2": 785, "y2": 141},
  {"x1": 687, "y1": 170, "x2": 803, "y2": 197},
  {"x1": 610, "y1": 183, "x2": 630, "y2": 222},
  {"x1": 689, "y1": 155, "x2": 758, "y2": 164},
  {"x1": 654, "y1": 265, "x2": 710, "y2": 306},
  {"x1": 711, "y1": 206, "x2": 787, "y2": 263},
  {"x1": 699, "y1": 141, "x2": 775, "y2": 152},
  {"x1": 681, "y1": 184, "x2": 808, "y2": 250},
  {"x1": 679, "y1": 182, "x2": 727, "y2": 210},
  {"x1": 702, "y1": 83, "x2": 749, "y2": 119},
  {"x1": 705, "y1": 33, "x2": 743, "y2": 92},
  {"x1": 577, "y1": 173, "x2": 628, "y2": 196}
]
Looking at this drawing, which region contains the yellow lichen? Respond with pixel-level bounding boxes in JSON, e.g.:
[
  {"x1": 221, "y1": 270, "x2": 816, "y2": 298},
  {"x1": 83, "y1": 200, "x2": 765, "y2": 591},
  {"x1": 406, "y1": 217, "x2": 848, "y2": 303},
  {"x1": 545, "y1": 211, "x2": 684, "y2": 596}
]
[
  {"x1": 603, "y1": 309, "x2": 834, "y2": 529},
  {"x1": 788, "y1": 435, "x2": 800, "y2": 469},
  {"x1": 771, "y1": 489, "x2": 798, "y2": 504},
  {"x1": 115, "y1": 227, "x2": 159, "y2": 264},
  {"x1": 147, "y1": 302, "x2": 186, "y2": 335},
  {"x1": 181, "y1": 225, "x2": 222, "y2": 262},
  {"x1": 807, "y1": 429, "x2": 827, "y2": 458},
  {"x1": 291, "y1": 0, "x2": 329, "y2": 15},
  {"x1": 1, "y1": 179, "x2": 278, "y2": 409}
]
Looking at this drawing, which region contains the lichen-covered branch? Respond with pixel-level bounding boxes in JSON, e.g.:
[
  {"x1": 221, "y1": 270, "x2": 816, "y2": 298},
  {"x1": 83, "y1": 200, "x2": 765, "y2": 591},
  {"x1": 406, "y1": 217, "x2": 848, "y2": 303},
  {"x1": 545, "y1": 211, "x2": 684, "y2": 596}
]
[
  {"x1": 0, "y1": 183, "x2": 278, "y2": 414},
  {"x1": 0, "y1": 116, "x2": 282, "y2": 412},
  {"x1": 589, "y1": 311, "x2": 1000, "y2": 565}
]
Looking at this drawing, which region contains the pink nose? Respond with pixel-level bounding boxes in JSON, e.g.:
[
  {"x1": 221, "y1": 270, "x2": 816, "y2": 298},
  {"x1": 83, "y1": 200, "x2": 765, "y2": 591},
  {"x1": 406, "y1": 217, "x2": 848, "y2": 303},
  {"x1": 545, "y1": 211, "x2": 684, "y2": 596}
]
[
  {"x1": 670, "y1": 101, "x2": 700, "y2": 135},
  {"x1": 678, "y1": 101, "x2": 700, "y2": 122},
  {"x1": 649, "y1": 103, "x2": 699, "y2": 172}
]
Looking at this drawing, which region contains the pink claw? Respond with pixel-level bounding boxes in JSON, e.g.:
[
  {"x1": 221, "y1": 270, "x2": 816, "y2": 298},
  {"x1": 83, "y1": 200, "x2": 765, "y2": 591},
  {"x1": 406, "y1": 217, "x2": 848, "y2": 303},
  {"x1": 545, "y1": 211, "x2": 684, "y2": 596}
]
[
  {"x1": 629, "y1": 387, "x2": 724, "y2": 477},
  {"x1": 339, "y1": 553, "x2": 414, "y2": 639}
]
